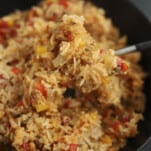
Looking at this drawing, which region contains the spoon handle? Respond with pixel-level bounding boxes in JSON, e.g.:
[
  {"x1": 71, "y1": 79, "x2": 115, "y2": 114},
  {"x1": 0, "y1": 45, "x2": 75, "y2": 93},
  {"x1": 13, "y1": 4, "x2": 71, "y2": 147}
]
[
  {"x1": 115, "y1": 40, "x2": 151, "y2": 55},
  {"x1": 138, "y1": 136, "x2": 151, "y2": 151},
  {"x1": 136, "y1": 40, "x2": 151, "y2": 50}
]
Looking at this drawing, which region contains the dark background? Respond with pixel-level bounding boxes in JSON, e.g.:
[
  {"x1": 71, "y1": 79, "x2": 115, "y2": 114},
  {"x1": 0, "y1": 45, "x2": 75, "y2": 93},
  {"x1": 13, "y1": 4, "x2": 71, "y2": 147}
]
[
  {"x1": 0, "y1": 0, "x2": 151, "y2": 22},
  {"x1": 130, "y1": 0, "x2": 151, "y2": 22}
]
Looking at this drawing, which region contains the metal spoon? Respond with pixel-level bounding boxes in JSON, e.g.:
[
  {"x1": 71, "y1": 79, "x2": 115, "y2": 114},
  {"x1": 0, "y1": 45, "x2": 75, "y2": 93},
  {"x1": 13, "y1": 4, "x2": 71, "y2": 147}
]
[
  {"x1": 138, "y1": 136, "x2": 151, "y2": 151},
  {"x1": 115, "y1": 40, "x2": 151, "y2": 55}
]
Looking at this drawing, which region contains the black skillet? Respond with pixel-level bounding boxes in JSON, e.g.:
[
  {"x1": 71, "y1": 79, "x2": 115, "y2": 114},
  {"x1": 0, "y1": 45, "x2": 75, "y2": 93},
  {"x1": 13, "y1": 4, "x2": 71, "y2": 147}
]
[{"x1": 0, "y1": 0, "x2": 151, "y2": 150}]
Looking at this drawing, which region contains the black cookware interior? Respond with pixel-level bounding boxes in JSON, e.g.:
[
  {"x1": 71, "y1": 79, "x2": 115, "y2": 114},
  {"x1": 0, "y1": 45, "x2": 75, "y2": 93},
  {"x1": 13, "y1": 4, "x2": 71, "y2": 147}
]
[{"x1": 0, "y1": 0, "x2": 151, "y2": 151}]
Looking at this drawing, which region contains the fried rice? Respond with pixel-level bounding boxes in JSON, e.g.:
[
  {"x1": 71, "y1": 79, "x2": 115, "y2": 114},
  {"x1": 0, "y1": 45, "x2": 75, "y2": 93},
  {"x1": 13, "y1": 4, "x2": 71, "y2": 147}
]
[{"x1": 0, "y1": 0, "x2": 145, "y2": 151}]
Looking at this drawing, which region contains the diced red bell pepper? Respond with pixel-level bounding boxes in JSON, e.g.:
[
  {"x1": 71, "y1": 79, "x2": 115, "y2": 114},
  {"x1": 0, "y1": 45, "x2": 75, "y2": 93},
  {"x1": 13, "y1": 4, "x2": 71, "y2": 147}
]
[
  {"x1": 120, "y1": 115, "x2": 131, "y2": 123},
  {"x1": 68, "y1": 144, "x2": 78, "y2": 151},
  {"x1": 0, "y1": 28, "x2": 8, "y2": 37},
  {"x1": 0, "y1": 36, "x2": 5, "y2": 44},
  {"x1": 17, "y1": 100, "x2": 24, "y2": 107},
  {"x1": 112, "y1": 121, "x2": 121, "y2": 131},
  {"x1": 35, "y1": 82, "x2": 47, "y2": 98},
  {"x1": 7, "y1": 59, "x2": 19, "y2": 66},
  {"x1": 20, "y1": 142, "x2": 30, "y2": 150},
  {"x1": 0, "y1": 20, "x2": 9, "y2": 28},
  {"x1": 100, "y1": 49, "x2": 105, "y2": 54},
  {"x1": 6, "y1": 122, "x2": 11, "y2": 128},
  {"x1": 64, "y1": 30, "x2": 73, "y2": 41},
  {"x1": 0, "y1": 74, "x2": 4, "y2": 79},
  {"x1": 0, "y1": 20, "x2": 9, "y2": 41},
  {"x1": 121, "y1": 62, "x2": 128, "y2": 72},
  {"x1": 10, "y1": 28, "x2": 17, "y2": 37},
  {"x1": 58, "y1": 0, "x2": 68, "y2": 8},
  {"x1": 11, "y1": 67, "x2": 20, "y2": 75},
  {"x1": 25, "y1": 10, "x2": 38, "y2": 22},
  {"x1": 0, "y1": 20, "x2": 17, "y2": 44},
  {"x1": 49, "y1": 13, "x2": 58, "y2": 21},
  {"x1": 59, "y1": 82, "x2": 68, "y2": 87},
  {"x1": 117, "y1": 58, "x2": 128, "y2": 72}
]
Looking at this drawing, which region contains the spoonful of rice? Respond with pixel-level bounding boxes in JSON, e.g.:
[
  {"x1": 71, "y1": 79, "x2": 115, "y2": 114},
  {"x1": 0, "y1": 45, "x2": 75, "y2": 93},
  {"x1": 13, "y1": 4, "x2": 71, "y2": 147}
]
[{"x1": 115, "y1": 40, "x2": 151, "y2": 55}]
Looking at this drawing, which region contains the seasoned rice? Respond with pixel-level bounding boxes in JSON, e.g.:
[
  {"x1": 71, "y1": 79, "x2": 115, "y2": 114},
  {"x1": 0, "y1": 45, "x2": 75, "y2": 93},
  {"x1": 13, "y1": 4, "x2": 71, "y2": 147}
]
[{"x1": 0, "y1": 0, "x2": 145, "y2": 151}]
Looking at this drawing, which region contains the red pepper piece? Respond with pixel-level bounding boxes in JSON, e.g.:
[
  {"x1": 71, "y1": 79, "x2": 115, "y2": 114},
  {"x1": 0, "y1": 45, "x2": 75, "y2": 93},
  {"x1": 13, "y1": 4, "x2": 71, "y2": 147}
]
[
  {"x1": 0, "y1": 20, "x2": 17, "y2": 43},
  {"x1": 10, "y1": 28, "x2": 17, "y2": 37},
  {"x1": 11, "y1": 67, "x2": 20, "y2": 75},
  {"x1": 112, "y1": 121, "x2": 121, "y2": 131},
  {"x1": 0, "y1": 20, "x2": 9, "y2": 41},
  {"x1": 117, "y1": 59, "x2": 128, "y2": 72},
  {"x1": 63, "y1": 100, "x2": 70, "y2": 108},
  {"x1": 7, "y1": 59, "x2": 19, "y2": 66},
  {"x1": 17, "y1": 100, "x2": 24, "y2": 107},
  {"x1": 0, "y1": 74, "x2": 4, "y2": 79},
  {"x1": 35, "y1": 82, "x2": 47, "y2": 98},
  {"x1": 20, "y1": 142, "x2": 30, "y2": 150},
  {"x1": 0, "y1": 20, "x2": 9, "y2": 28},
  {"x1": 64, "y1": 30, "x2": 73, "y2": 41},
  {"x1": 120, "y1": 115, "x2": 131, "y2": 123},
  {"x1": 0, "y1": 36, "x2": 5, "y2": 44},
  {"x1": 100, "y1": 49, "x2": 105, "y2": 54},
  {"x1": 49, "y1": 13, "x2": 58, "y2": 21},
  {"x1": 6, "y1": 122, "x2": 11, "y2": 129},
  {"x1": 0, "y1": 28, "x2": 8, "y2": 38},
  {"x1": 58, "y1": 0, "x2": 68, "y2": 8},
  {"x1": 121, "y1": 62, "x2": 128, "y2": 72},
  {"x1": 59, "y1": 82, "x2": 68, "y2": 87},
  {"x1": 25, "y1": 10, "x2": 38, "y2": 22},
  {"x1": 15, "y1": 24, "x2": 20, "y2": 29},
  {"x1": 68, "y1": 144, "x2": 78, "y2": 151}
]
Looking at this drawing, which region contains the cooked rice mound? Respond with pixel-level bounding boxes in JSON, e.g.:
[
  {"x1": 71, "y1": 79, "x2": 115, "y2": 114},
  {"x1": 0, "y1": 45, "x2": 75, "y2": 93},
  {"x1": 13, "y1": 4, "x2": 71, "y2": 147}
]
[{"x1": 0, "y1": 0, "x2": 145, "y2": 151}]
